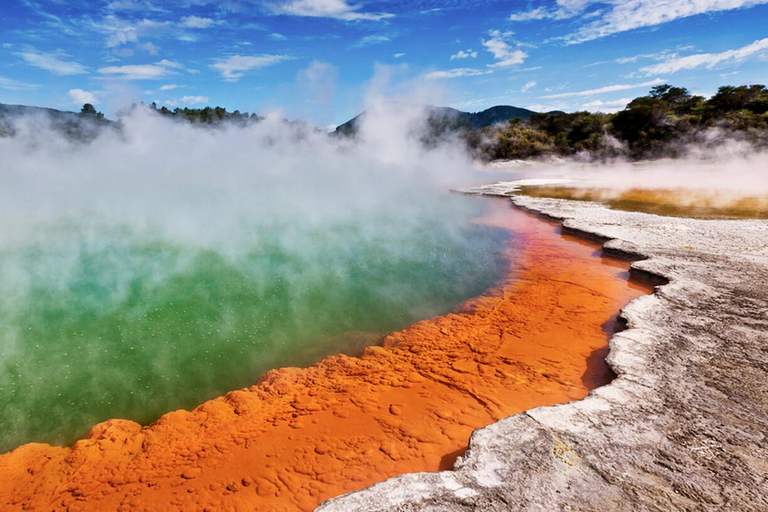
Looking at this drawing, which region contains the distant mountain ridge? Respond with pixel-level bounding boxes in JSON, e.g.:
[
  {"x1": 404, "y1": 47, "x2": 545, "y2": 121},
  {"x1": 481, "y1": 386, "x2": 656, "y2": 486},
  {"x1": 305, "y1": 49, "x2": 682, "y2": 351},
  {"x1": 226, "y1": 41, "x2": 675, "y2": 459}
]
[{"x1": 334, "y1": 104, "x2": 558, "y2": 136}]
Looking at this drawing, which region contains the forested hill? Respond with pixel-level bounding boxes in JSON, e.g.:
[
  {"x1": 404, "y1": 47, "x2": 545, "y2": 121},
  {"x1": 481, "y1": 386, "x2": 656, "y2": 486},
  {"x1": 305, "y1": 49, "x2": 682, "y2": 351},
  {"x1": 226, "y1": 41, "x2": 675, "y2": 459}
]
[
  {"x1": 0, "y1": 102, "x2": 108, "y2": 140},
  {"x1": 463, "y1": 84, "x2": 768, "y2": 161},
  {"x1": 333, "y1": 104, "x2": 544, "y2": 136}
]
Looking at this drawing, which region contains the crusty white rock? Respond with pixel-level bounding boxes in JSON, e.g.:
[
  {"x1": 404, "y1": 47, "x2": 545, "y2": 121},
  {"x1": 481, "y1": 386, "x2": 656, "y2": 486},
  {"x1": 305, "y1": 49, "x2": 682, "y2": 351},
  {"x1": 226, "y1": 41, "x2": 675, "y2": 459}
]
[{"x1": 318, "y1": 195, "x2": 768, "y2": 511}]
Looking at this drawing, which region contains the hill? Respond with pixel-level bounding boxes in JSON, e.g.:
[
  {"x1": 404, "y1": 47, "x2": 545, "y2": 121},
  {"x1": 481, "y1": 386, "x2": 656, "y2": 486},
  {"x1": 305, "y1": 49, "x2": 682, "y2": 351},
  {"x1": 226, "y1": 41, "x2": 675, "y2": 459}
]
[
  {"x1": 333, "y1": 104, "x2": 544, "y2": 137},
  {"x1": 0, "y1": 102, "x2": 109, "y2": 140}
]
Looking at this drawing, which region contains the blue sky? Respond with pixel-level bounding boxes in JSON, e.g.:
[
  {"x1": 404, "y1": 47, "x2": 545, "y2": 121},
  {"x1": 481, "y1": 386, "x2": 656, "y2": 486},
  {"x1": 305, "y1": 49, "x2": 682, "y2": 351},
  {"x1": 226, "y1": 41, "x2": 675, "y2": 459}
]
[{"x1": 1, "y1": 0, "x2": 767, "y2": 126}]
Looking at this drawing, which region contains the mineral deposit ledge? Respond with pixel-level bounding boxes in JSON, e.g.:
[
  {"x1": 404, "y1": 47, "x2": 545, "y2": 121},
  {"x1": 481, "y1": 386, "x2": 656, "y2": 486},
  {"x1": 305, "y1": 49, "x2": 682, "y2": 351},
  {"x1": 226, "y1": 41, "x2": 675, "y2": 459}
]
[{"x1": 319, "y1": 194, "x2": 768, "y2": 511}]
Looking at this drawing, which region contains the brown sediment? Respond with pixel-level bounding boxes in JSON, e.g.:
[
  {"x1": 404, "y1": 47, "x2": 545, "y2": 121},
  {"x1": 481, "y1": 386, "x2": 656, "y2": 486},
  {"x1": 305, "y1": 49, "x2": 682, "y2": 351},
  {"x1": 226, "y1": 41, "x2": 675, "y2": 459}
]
[
  {"x1": 518, "y1": 185, "x2": 768, "y2": 219},
  {"x1": 0, "y1": 200, "x2": 652, "y2": 512}
]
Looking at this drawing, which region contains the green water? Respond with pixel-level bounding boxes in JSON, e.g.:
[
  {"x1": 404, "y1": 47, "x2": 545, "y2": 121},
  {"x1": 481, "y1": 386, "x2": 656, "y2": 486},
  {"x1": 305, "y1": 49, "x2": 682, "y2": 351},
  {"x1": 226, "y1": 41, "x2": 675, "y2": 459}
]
[{"x1": 0, "y1": 197, "x2": 509, "y2": 452}]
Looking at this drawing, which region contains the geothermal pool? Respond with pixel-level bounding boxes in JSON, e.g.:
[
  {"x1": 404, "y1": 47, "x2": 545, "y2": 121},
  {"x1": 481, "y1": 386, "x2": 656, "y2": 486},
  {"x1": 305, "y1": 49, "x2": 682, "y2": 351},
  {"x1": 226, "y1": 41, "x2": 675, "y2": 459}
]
[
  {"x1": 0, "y1": 195, "x2": 509, "y2": 452},
  {"x1": 0, "y1": 198, "x2": 653, "y2": 512}
]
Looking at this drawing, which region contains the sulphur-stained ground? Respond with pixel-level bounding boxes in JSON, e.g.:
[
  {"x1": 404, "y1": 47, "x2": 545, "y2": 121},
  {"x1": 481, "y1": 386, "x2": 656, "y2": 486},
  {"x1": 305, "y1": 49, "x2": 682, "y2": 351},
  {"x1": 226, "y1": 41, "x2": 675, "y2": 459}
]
[{"x1": 319, "y1": 194, "x2": 768, "y2": 511}]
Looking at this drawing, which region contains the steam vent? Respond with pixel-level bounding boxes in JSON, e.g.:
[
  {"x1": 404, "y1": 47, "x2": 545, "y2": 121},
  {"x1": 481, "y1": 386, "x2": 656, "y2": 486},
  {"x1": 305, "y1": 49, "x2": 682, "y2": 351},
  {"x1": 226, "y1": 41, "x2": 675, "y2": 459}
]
[{"x1": 0, "y1": 200, "x2": 652, "y2": 511}]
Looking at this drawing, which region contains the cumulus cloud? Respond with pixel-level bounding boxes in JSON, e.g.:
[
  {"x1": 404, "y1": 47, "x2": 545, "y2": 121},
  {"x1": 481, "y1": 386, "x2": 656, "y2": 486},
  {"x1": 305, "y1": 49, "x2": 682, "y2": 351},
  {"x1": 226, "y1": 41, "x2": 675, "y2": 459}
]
[
  {"x1": 270, "y1": 0, "x2": 394, "y2": 21},
  {"x1": 541, "y1": 78, "x2": 666, "y2": 98},
  {"x1": 482, "y1": 30, "x2": 527, "y2": 68},
  {"x1": 640, "y1": 38, "x2": 768, "y2": 74},
  {"x1": 179, "y1": 95, "x2": 208, "y2": 105},
  {"x1": 211, "y1": 54, "x2": 293, "y2": 80},
  {"x1": 68, "y1": 89, "x2": 99, "y2": 106},
  {"x1": 450, "y1": 49, "x2": 478, "y2": 60},
  {"x1": 15, "y1": 49, "x2": 87, "y2": 75}
]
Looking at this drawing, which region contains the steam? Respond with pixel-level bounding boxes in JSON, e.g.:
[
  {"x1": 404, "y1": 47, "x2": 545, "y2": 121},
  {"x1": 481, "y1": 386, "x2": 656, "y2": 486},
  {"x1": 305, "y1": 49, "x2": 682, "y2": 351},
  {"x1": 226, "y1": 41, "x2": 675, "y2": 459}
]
[
  {"x1": 0, "y1": 106, "x2": 472, "y2": 249},
  {"x1": 0, "y1": 103, "x2": 506, "y2": 451},
  {"x1": 485, "y1": 130, "x2": 768, "y2": 207}
]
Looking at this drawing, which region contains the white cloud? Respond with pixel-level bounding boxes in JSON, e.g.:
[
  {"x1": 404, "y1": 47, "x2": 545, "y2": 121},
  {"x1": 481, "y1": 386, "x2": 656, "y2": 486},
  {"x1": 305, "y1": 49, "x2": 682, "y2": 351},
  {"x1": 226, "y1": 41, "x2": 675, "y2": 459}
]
[
  {"x1": 0, "y1": 76, "x2": 39, "y2": 91},
  {"x1": 521, "y1": 80, "x2": 537, "y2": 93},
  {"x1": 509, "y1": 3, "x2": 583, "y2": 21},
  {"x1": 450, "y1": 49, "x2": 478, "y2": 60},
  {"x1": 160, "y1": 84, "x2": 179, "y2": 90},
  {"x1": 15, "y1": 49, "x2": 87, "y2": 75},
  {"x1": 179, "y1": 16, "x2": 216, "y2": 29},
  {"x1": 137, "y1": 42, "x2": 160, "y2": 55},
  {"x1": 352, "y1": 35, "x2": 391, "y2": 48},
  {"x1": 581, "y1": 97, "x2": 632, "y2": 112},
  {"x1": 574, "y1": 0, "x2": 768, "y2": 43},
  {"x1": 271, "y1": 0, "x2": 394, "y2": 21},
  {"x1": 269, "y1": 32, "x2": 288, "y2": 40},
  {"x1": 211, "y1": 54, "x2": 293, "y2": 80},
  {"x1": 525, "y1": 103, "x2": 569, "y2": 113},
  {"x1": 155, "y1": 59, "x2": 184, "y2": 69},
  {"x1": 509, "y1": 0, "x2": 592, "y2": 22},
  {"x1": 393, "y1": 53, "x2": 405, "y2": 58},
  {"x1": 179, "y1": 95, "x2": 209, "y2": 105},
  {"x1": 98, "y1": 60, "x2": 180, "y2": 80},
  {"x1": 640, "y1": 38, "x2": 768, "y2": 74},
  {"x1": 510, "y1": 0, "x2": 768, "y2": 44},
  {"x1": 482, "y1": 30, "x2": 527, "y2": 67},
  {"x1": 541, "y1": 78, "x2": 666, "y2": 98},
  {"x1": 509, "y1": 6, "x2": 550, "y2": 21},
  {"x1": 68, "y1": 88, "x2": 99, "y2": 106},
  {"x1": 423, "y1": 68, "x2": 492, "y2": 79},
  {"x1": 107, "y1": 0, "x2": 163, "y2": 11},
  {"x1": 94, "y1": 16, "x2": 171, "y2": 48}
]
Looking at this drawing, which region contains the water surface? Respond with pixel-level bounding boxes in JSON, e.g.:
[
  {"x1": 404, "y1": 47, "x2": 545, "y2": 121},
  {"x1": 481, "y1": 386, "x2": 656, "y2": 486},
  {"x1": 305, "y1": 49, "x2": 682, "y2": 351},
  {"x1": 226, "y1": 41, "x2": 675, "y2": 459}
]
[{"x1": 0, "y1": 195, "x2": 509, "y2": 452}]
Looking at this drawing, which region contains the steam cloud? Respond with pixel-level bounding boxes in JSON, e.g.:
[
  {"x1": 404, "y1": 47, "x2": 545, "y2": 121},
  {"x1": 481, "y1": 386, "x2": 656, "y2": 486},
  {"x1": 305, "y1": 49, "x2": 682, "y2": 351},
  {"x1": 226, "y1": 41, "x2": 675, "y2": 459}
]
[{"x1": 0, "y1": 101, "x2": 507, "y2": 451}]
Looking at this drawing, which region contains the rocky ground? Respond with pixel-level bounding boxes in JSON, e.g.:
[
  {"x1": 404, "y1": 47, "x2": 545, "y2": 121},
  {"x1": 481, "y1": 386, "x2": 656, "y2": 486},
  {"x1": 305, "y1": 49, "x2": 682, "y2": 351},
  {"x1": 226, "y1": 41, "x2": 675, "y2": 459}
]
[{"x1": 319, "y1": 194, "x2": 768, "y2": 511}]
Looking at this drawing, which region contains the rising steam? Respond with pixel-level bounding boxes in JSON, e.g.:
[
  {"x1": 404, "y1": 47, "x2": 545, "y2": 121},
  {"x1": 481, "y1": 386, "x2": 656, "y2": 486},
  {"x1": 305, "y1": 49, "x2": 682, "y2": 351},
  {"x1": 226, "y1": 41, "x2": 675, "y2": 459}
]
[{"x1": 0, "y1": 103, "x2": 507, "y2": 451}]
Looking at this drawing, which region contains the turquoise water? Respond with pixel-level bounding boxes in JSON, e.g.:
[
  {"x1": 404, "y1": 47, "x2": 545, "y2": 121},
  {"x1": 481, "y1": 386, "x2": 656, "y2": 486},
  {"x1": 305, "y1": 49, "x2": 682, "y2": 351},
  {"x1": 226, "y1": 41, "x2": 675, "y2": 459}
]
[{"x1": 0, "y1": 196, "x2": 509, "y2": 452}]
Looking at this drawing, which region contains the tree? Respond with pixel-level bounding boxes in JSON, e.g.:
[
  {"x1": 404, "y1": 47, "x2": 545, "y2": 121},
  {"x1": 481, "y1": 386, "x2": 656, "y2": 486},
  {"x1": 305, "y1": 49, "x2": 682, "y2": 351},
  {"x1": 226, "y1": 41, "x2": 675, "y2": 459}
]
[
  {"x1": 709, "y1": 85, "x2": 766, "y2": 113},
  {"x1": 81, "y1": 103, "x2": 96, "y2": 116},
  {"x1": 610, "y1": 96, "x2": 674, "y2": 157},
  {"x1": 80, "y1": 103, "x2": 105, "y2": 120},
  {"x1": 650, "y1": 85, "x2": 691, "y2": 108}
]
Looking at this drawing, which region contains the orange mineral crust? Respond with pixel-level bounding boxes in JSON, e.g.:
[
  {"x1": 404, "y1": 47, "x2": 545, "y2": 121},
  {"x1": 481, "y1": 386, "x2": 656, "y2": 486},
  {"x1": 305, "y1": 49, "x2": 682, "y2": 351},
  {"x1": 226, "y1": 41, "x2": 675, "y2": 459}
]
[{"x1": 0, "y1": 201, "x2": 652, "y2": 512}]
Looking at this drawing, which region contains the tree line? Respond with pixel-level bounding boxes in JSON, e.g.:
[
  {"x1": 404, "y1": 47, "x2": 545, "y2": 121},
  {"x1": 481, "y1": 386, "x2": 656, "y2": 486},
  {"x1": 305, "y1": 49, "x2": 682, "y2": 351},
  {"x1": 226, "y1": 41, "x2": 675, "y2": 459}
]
[
  {"x1": 464, "y1": 84, "x2": 768, "y2": 161},
  {"x1": 146, "y1": 102, "x2": 263, "y2": 125}
]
